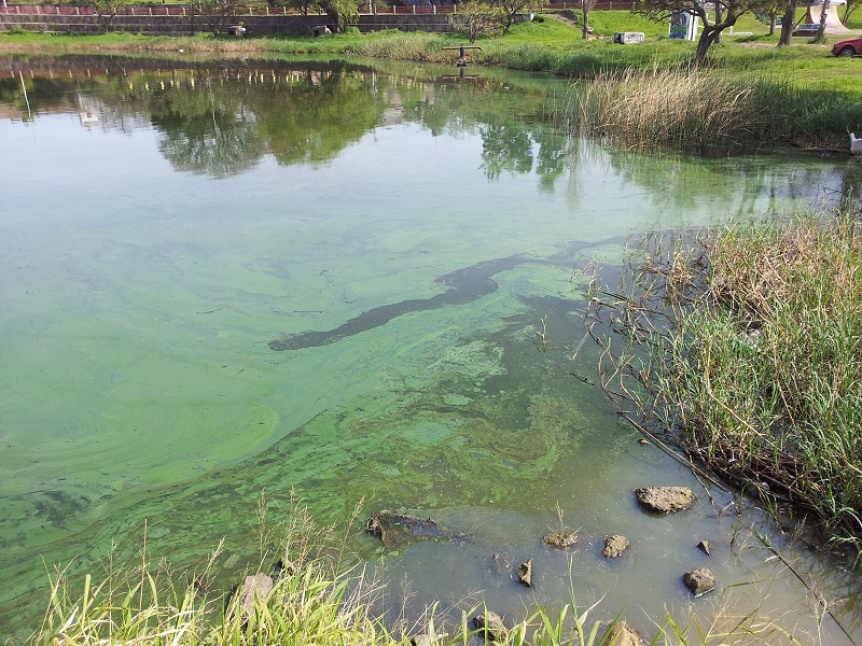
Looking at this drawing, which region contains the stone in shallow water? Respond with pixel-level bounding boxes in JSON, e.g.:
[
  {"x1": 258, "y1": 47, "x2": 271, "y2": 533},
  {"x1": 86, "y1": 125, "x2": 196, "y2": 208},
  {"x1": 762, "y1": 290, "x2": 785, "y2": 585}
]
[
  {"x1": 683, "y1": 567, "x2": 716, "y2": 596},
  {"x1": 635, "y1": 486, "x2": 696, "y2": 513},
  {"x1": 488, "y1": 552, "x2": 511, "y2": 576},
  {"x1": 602, "y1": 621, "x2": 645, "y2": 646},
  {"x1": 516, "y1": 558, "x2": 533, "y2": 587},
  {"x1": 603, "y1": 534, "x2": 630, "y2": 558},
  {"x1": 473, "y1": 611, "x2": 507, "y2": 642},
  {"x1": 233, "y1": 572, "x2": 274, "y2": 620},
  {"x1": 542, "y1": 531, "x2": 579, "y2": 548}
]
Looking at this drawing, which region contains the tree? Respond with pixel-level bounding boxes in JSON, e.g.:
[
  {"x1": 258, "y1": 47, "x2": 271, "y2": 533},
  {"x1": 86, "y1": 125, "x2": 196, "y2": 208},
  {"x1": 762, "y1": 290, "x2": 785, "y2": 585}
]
[
  {"x1": 777, "y1": 0, "x2": 798, "y2": 45},
  {"x1": 267, "y1": 0, "x2": 318, "y2": 14},
  {"x1": 451, "y1": 1, "x2": 505, "y2": 43},
  {"x1": 490, "y1": 0, "x2": 533, "y2": 33},
  {"x1": 93, "y1": 0, "x2": 133, "y2": 33},
  {"x1": 814, "y1": 0, "x2": 830, "y2": 42},
  {"x1": 149, "y1": 75, "x2": 264, "y2": 177},
  {"x1": 580, "y1": 0, "x2": 597, "y2": 39},
  {"x1": 638, "y1": 0, "x2": 769, "y2": 63},
  {"x1": 316, "y1": 0, "x2": 362, "y2": 31},
  {"x1": 843, "y1": 0, "x2": 861, "y2": 24},
  {"x1": 188, "y1": 0, "x2": 242, "y2": 34}
]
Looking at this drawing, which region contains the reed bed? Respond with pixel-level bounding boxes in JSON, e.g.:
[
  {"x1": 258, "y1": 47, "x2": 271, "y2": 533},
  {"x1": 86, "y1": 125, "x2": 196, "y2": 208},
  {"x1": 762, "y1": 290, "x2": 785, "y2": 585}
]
[
  {"x1": 575, "y1": 67, "x2": 862, "y2": 154},
  {"x1": 342, "y1": 31, "x2": 452, "y2": 62},
  {"x1": 593, "y1": 213, "x2": 862, "y2": 552},
  {"x1": 576, "y1": 67, "x2": 781, "y2": 155}
]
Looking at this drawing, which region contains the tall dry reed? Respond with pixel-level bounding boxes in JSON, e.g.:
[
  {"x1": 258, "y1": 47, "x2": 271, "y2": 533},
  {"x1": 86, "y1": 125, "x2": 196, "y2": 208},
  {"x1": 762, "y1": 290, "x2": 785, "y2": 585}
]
[{"x1": 577, "y1": 67, "x2": 783, "y2": 155}]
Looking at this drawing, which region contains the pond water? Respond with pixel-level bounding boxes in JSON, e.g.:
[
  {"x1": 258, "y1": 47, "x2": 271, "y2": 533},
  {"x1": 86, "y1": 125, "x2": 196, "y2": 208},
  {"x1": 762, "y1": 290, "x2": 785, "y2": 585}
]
[{"x1": 2, "y1": 55, "x2": 862, "y2": 643}]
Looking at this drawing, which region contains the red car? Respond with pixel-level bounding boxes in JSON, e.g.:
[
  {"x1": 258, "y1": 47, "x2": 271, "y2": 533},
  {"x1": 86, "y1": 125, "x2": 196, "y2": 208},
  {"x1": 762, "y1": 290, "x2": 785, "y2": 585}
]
[{"x1": 832, "y1": 35, "x2": 862, "y2": 56}]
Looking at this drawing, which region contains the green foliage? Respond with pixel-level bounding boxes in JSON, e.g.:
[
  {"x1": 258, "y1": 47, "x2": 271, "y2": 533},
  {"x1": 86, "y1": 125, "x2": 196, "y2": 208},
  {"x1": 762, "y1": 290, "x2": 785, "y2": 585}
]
[{"x1": 318, "y1": 0, "x2": 363, "y2": 30}]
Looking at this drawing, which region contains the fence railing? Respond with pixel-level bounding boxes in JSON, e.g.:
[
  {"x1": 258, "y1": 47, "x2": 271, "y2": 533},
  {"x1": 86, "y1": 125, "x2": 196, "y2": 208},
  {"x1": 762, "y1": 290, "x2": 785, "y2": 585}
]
[{"x1": 0, "y1": 2, "x2": 636, "y2": 15}]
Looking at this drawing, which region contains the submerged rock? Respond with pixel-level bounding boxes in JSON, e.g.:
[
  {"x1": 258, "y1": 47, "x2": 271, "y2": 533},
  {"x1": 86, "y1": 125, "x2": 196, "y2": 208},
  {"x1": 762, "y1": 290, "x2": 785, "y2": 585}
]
[
  {"x1": 542, "y1": 531, "x2": 579, "y2": 548},
  {"x1": 516, "y1": 559, "x2": 533, "y2": 587},
  {"x1": 697, "y1": 539, "x2": 711, "y2": 556},
  {"x1": 683, "y1": 567, "x2": 716, "y2": 596},
  {"x1": 489, "y1": 552, "x2": 511, "y2": 576},
  {"x1": 635, "y1": 487, "x2": 696, "y2": 514},
  {"x1": 602, "y1": 621, "x2": 645, "y2": 646},
  {"x1": 473, "y1": 611, "x2": 507, "y2": 642},
  {"x1": 602, "y1": 535, "x2": 630, "y2": 559},
  {"x1": 366, "y1": 510, "x2": 459, "y2": 550}
]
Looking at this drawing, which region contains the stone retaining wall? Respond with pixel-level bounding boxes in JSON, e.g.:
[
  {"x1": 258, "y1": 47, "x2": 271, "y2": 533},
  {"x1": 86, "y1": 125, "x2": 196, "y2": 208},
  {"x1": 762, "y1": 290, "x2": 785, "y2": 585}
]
[{"x1": 0, "y1": 9, "x2": 454, "y2": 35}]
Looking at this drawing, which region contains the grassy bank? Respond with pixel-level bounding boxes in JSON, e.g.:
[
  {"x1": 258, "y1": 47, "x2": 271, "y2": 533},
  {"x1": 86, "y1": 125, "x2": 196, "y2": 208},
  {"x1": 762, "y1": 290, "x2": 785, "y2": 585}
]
[
  {"x1": 26, "y1": 508, "x2": 796, "y2": 646},
  {"x1": 595, "y1": 213, "x2": 862, "y2": 553}
]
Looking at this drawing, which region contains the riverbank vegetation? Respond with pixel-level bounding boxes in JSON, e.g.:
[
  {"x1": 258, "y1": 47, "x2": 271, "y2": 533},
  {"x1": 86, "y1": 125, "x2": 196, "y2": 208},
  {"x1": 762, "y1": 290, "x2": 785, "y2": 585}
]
[
  {"x1": 4, "y1": 18, "x2": 862, "y2": 150},
  {"x1": 576, "y1": 66, "x2": 862, "y2": 154},
  {"x1": 593, "y1": 212, "x2": 862, "y2": 554},
  {"x1": 27, "y1": 507, "x2": 793, "y2": 645},
  {"x1": 2, "y1": 9, "x2": 862, "y2": 91}
]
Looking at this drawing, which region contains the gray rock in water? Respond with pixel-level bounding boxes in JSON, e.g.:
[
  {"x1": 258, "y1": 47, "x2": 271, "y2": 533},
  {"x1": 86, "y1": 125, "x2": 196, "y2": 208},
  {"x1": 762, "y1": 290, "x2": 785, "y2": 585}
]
[
  {"x1": 542, "y1": 531, "x2": 579, "y2": 548},
  {"x1": 411, "y1": 635, "x2": 432, "y2": 646},
  {"x1": 235, "y1": 572, "x2": 274, "y2": 618},
  {"x1": 473, "y1": 611, "x2": 507, "y2": 642},
  {"x1": 603, "y1": 535, "x2": 630, "y2": 558},
  {"x1": 635, "y1": 486, "x2": 696, "y2": 513},
  {"x1": 697, "y1": 539, "x2": 711, "y2": 556},
  {"x1": 517, "y1": 559, "x2": 533, "y2": 587},
  {"x1": 601, "y1": 620, "x2": 645, "y2": 646},
  {"x1": 683, "y1": 567, "x2": 716, "y2": 596}
]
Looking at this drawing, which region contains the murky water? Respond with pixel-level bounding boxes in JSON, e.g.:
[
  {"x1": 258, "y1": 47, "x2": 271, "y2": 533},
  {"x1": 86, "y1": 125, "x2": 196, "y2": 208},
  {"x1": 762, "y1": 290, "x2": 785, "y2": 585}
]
[{"x1": 2, "y1": 55, "x2": 861, "y2": 642}]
